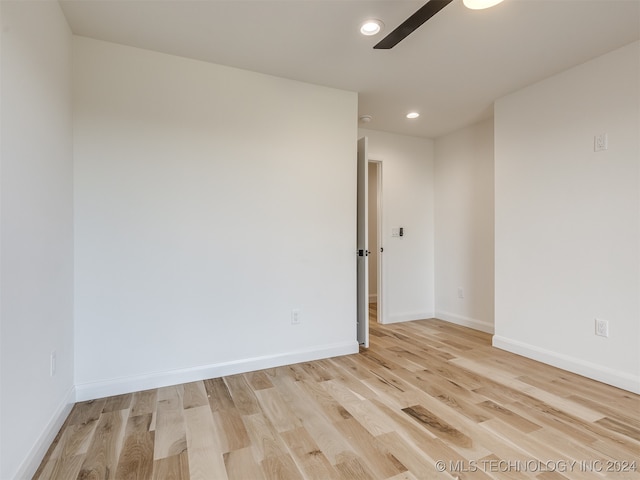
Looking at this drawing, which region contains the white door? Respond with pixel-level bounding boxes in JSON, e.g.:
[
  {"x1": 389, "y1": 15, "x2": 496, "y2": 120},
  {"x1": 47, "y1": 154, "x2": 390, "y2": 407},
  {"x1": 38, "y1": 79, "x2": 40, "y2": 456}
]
[{"x1": 357, "y1": 137, "x2": 369, "y2": 347}]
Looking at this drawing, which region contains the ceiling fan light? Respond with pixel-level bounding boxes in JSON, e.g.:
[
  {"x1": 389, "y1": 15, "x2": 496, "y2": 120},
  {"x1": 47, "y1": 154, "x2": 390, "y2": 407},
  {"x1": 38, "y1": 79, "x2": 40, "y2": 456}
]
[
  {"x1": 360, "y1": 19, "x2": 383, "y2": 36},
  {"x1": 463, "y1": 0, "x2": 504, "y2": 10}
]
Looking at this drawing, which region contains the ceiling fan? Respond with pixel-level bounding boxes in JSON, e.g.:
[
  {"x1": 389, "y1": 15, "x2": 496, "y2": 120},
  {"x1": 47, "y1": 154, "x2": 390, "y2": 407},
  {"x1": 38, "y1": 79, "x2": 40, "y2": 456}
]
[
  {"x1": 374, "y1": 0, "x2": 454, "y2": 49},
  {"x1": 373, "y1": 0, "x2": 503, "y2": 49}
]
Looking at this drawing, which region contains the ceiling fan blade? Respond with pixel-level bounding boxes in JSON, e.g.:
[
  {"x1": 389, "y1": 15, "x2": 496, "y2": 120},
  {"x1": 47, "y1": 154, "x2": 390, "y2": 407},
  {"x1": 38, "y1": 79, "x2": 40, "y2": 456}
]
[{"x1": 374, "y1": 0, "x2": 454, "y2": 49}]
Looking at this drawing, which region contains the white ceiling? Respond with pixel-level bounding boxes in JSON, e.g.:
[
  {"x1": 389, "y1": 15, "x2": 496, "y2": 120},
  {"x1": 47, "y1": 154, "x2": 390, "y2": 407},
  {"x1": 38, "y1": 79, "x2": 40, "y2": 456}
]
[{"x1": 59, "y1": 0, "x2": 640, "y2": 138}]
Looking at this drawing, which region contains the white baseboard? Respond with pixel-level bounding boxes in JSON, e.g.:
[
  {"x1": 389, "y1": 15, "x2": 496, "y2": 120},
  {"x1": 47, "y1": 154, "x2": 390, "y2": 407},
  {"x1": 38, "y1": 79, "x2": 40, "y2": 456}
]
[
  {"x1": 435, "y1": 311, "x2": 494, "y2": 334},
  {"x1": 383, "y1": 311, "x2": 435, "y2": 325},
  {"x1": 493, "y1": 335, "x2": 640, "y2": 394},
  {"x1": 75, "y1": 341, "x2": 359, "y2": 401},
  {"x1": 15, "y1": 386, "x2": 75, "y2": 480}
]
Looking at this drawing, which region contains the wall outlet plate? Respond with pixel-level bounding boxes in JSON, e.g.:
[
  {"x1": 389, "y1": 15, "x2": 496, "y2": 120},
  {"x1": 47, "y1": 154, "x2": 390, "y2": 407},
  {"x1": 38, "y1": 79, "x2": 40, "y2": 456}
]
[
  {"x1": 291, "y1": 309, "x2": 301, "y2": 325},
  {"x1": 595, "y1": 318, "x2": 609, "y2": 337},
  {"x1": 594, "y1": 133, "x2": 608, "y2": 152}
]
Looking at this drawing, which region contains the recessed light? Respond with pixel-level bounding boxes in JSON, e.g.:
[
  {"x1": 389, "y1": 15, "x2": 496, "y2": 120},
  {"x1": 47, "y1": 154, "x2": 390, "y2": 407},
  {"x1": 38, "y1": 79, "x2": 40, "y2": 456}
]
[
  {"x1": 406, "y1": 112, "x2": 420, "y2": 119},
  {"x1": 360, "y1": 19, "x2": 384, "y2": 36},
  {"x1": 463, "y1": 0, "x2": 504, "y2": 10}
]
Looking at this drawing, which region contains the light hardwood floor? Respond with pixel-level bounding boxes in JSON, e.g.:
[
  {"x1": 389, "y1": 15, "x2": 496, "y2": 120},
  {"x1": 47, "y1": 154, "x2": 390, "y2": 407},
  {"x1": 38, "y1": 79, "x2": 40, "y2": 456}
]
[{"x1": 35, "y1": 309, "x2": 639, "y2": 479}]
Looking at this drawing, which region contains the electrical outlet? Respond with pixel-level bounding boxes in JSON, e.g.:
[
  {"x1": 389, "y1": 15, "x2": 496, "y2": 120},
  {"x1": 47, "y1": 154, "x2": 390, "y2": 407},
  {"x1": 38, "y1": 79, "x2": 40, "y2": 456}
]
[
  {"x1": 594, "y1": 133, "x2": 608, "y2": 152},
  {"x1": 291, "y1": 309, "x2": 301, "y2": 325},
  {"x1": 50, "y1": 351, "x2": 57, "y2": 377},
  {"x1": 595, "y1": 318, "x2": 609, "y2": 338},
  {"x1": 457, "y1": 287, "x2": 464, "y2": 299}
]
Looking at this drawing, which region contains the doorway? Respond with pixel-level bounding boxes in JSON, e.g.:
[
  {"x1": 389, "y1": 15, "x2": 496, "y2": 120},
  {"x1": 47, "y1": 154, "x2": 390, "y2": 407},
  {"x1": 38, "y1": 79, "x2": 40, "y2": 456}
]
[
  {"x1": 368, "y1": 161, "x2": 382, "y2": 325},
  {"x1": 356, "y1": 137, "x2": 383, "y2": 347}
]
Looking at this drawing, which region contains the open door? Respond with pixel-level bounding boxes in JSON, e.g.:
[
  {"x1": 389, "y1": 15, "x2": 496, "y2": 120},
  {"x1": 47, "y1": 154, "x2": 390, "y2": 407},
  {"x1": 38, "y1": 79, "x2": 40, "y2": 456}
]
[{"x1": 357, "y1": 137, "x2": 369, "y2": 347}]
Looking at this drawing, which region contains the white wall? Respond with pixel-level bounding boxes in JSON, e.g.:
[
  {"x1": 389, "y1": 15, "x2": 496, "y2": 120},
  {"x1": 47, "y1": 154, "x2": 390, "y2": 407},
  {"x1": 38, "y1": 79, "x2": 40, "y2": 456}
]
[
  {"x1": 0, "y1": 2, "x2": 75, "y2": 478},
  {"x1": 358, "y1": 129, "x2": 435, "y2": 324},
  {"x1": 434, "y1": 119, "x2": 495, "y2": 333},
  {"x1": 73, "y1": 37, "x2": 358, "y2": 399},
  {"x1": 494, "y1": 41, "x2": 640, "y2": 393}
]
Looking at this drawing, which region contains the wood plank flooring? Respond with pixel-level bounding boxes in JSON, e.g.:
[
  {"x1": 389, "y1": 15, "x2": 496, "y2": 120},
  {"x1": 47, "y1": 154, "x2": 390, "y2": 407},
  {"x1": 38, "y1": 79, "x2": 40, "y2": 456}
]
[{"x1": 34, "y1": 310, "x2": 640, "y2": 479}]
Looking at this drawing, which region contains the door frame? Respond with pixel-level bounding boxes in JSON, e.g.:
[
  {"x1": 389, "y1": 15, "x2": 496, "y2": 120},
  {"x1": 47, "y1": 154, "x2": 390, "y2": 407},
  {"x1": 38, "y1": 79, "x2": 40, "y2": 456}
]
[{"x1": 369, "y1": 159, "x2": 384, "y2": 325}]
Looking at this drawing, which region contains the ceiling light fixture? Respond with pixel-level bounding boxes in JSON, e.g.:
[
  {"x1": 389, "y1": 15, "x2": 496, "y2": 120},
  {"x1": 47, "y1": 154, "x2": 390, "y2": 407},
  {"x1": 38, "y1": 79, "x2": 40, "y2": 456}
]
[
  {"x1": 406, "y1": 112, "x2": 420, "y2": 119},
  {"x1": 463, "y1": 0, "x2": 504, "y2": 10},
  {"x1": 359, "y1": 114, "x2": 373, "y2": 123},
  {"x1": 360, "y1": 19, "x2": 384, "y2": 36}
]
